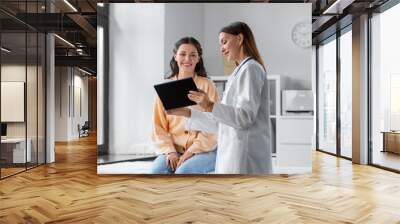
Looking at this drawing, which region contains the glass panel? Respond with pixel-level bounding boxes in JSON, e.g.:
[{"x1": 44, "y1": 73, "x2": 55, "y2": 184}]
[
  {"x1": 340, "y1": 29, "x2": 352, "y2": 158},
  {"x1": 38, "y1": 32, "x2": 45, "y2": 165},
  {"x1": 390, "y1": 74, "x2": 400, "y2": 130},
  {"x1": 0, "y1": 1, "x2": 46, "y2": 179},
  {"x1": 371, "y1": 4, "x2": 400, "y2": 171},
  {"x1": 25, "y1": 0, "x2": 39, "y2": 170},
  {"x1": 27, "y1": 31, "x2": 38, "y2": 169},
  {"x1": 318, "y1": 37, "x2": 337, "y2": 154},
  {"x1": 1, "y1": 30, "x2": 27, "y2": 177}
]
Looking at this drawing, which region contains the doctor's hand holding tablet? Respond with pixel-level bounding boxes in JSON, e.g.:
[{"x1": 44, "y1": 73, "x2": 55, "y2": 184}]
[{"x1": 167, "y1": 21, "x2": 273, "y2": 174}]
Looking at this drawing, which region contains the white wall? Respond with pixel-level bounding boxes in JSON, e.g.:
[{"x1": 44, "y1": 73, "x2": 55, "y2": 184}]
[
  {"x1": 109, "y1": 4, "x2": 165, "y2": 154},
  {"x1": 55, "y1": 67, "x2": 69, "y2": 141},
  {"x1": 161, "y1": 3, "x2": 312, "y2": 89},
  {"x1": 72, "y1": 74, "x2": 89, "y2": 137},
  {"x1": 202, "y1": 3, "x2": 312, "y2": 90},
  {"x1": 55, "y1": 67, "x2": 89, "y2": 141},
  {"x1": 164, "y1": 4, "x2": 204, "y2": 75}
]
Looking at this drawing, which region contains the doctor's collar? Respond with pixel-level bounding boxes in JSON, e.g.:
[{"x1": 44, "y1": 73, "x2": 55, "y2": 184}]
[
  {"x1": 232, "y1": 56, "x2": 253, "y2": 77},
  {"x1": 236, "y1": 56, "x2": 252, "y2": 67}
]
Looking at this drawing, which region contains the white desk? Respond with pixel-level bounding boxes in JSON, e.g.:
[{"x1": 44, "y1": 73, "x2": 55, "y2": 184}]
[{"x1": 1, "y1": 138, "x2": 31, "y2": 163}]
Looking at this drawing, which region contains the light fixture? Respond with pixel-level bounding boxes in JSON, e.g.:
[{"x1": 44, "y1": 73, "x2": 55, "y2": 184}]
[
  {"x1": 322, "y1": 0, "x2": 354, "y2": 15},
  {"x1": 323, "y1": 0, "x2": 342, "y2": 14},
  {"x1": 1, "y1": 47, "x2": 11, "y2": 53},
  {"x1": 78, "y1": 67, "x2": 93, "y2": 76},
  {"x1": 63, "y1": 0, "x2": 78, "y2": 12},
  {"x1": 76, "y1": 48, "x2": 86, "y2": 56},
  {"x1": 54, "y1": 34, "x2": 75, "y2": 48},
  {"x1": 98, "y1": 3, "x2": 104, "y2": 7}
]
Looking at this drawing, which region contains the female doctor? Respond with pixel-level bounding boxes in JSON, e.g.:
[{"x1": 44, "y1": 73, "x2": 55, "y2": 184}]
[{"x1": 167, "y1": 21, "x2": 272, "y2": 174}]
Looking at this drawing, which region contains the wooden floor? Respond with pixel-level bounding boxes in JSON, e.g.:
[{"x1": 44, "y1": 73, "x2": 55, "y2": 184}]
[
  {"x1": 1, "y1": 163, "x2": 45, "y2": 178},
  {"x1": 1, "y1": 167, "x2": 26, "y2": 178},
  {"x1": 1, "y1": 135, "x2": 400, "y2": 223}
]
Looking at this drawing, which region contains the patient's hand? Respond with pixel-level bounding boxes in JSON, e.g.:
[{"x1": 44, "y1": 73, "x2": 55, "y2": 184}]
[
  {"x1": 166, "y1": 108, "x2": 191, "y2": 117},
  {"x1": 177, "y1": 151, "x2": 194, "y2": 168},
  {"x1": 166, "y1": 152, "x2": 179, "y2": 171}
]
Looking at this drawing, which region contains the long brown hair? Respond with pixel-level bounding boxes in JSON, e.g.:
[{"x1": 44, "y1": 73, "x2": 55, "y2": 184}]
[
  {"x1": 220, "y1": 22, "x2": 266, "y2": 71},
  {"x1": 166, "y1": 37, "x2": 207, "y2": 79}
]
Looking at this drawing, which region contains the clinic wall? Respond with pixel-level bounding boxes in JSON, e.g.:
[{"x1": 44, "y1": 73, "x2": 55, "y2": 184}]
[
  {"x1": 164, "y1": 4, "x2": 204, "y2": 75},
  {"x1": 55, "y1": 67, "x2": 89, "y2": 141},
  {"x1": 73, "y1": 72, "x2": 89, "y2": 138},
  {"x1": 203, "y1": 3, "x2": 312, "y2": 90},
  {"x1": 55, "y1": 67, "x2": 69, "y2": 141},
  {"x1": 108, "y1": 4, "x2": 165, "y2": 154}
]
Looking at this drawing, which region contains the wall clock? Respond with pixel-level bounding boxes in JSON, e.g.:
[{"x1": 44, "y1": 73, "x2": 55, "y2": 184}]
[{"x1": 292, "y1": 22, "x2": 312, "y2": 48}]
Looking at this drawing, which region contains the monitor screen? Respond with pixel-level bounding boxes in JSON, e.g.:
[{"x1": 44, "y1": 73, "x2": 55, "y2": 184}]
[{"x1": 1, "y1": 123, "x2": 7, "y2": 137}]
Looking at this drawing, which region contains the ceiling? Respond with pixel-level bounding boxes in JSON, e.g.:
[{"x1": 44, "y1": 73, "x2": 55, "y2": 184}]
[{"x1": 0, "y1": 0, "x2": 392, "y2": 75}]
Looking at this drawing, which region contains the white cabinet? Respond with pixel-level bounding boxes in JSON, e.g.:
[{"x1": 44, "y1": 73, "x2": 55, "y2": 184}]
[{"x1": 276, "y1": 116, "x2": 313, "y2": 173}]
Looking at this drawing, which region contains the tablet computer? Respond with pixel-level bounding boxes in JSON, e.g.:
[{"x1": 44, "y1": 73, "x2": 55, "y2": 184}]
[{"x1": 154, "y1": 77, "x2": 198, "y2": 110}]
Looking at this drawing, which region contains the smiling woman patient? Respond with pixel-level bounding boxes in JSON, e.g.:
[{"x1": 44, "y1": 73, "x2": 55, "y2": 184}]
[{"x1": 150, "y1": 37, "x2": 219, "y2": 174}]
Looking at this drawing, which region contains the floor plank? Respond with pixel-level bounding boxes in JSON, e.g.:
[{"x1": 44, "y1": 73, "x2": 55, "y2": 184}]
[{"x1": 1, "y1": 135, "x2": 400, "y2": 223}]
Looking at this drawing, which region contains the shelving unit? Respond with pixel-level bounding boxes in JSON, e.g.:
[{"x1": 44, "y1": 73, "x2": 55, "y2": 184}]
[
  {"x1": 268, "y1": 74, "x2": 281, "y2": 155},
  {"x1": 210, "y1": 74, "x2": 281, "y2": 156}
]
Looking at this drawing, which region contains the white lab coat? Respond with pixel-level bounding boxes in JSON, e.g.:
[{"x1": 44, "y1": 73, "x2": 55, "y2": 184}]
[{"x1": 186, "y1": 57, "x2": 272, "y2": 174}]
